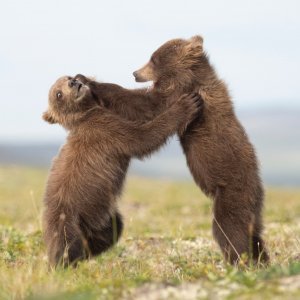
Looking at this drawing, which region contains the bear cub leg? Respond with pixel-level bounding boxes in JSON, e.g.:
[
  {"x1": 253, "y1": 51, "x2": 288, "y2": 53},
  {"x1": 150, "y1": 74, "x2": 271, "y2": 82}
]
[
  {"x1": 213, "y1": 190, "x2": 269, "y2": 265},
  {"x1": 84, "y1": 212, "x2": 124, "y2": 256},
  {"x1": 47, "y1": 211, "x2": 123, "y2": 267}
]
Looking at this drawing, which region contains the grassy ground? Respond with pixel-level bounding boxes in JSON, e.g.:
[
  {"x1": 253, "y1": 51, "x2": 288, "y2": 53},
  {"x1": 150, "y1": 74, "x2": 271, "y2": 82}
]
[{"x1": 0, "y1": 166, "x2": 300, "y2": 300}]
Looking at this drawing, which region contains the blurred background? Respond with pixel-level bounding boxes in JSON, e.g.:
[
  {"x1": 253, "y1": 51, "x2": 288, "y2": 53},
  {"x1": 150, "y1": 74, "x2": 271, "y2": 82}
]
[{"x1": 0, "y1": 0, "x2": 299, "y2": 186}]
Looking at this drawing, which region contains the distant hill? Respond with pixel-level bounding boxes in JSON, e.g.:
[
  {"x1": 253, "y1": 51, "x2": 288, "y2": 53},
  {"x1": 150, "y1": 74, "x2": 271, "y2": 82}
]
[{"x1": 0, "y1": 108, "x2": 299, "y2": 186}]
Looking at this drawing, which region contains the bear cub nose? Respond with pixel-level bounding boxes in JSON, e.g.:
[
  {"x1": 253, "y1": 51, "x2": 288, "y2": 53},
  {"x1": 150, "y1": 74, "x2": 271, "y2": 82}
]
[{"x1": 68, "y1": 78, "x2": 78, "y2": 88}]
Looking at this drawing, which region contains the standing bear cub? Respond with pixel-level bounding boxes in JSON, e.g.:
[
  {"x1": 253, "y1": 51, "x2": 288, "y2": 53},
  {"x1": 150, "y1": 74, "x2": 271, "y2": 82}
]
[
  {"x1": 42, "y1": 76, "x2": 203, "y2": 266},
  {"x1": 74, "y1": 35, "x2": 269, "y2": 264},
  {"x1": 133, "y1": 36, "x2": 269, "y2": 264}
]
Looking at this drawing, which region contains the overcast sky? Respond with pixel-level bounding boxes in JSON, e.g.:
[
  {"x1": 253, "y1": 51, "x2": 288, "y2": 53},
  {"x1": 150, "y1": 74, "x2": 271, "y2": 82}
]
[{"x1": 0, "y1": 0, "x2": 299, "y2": 142}]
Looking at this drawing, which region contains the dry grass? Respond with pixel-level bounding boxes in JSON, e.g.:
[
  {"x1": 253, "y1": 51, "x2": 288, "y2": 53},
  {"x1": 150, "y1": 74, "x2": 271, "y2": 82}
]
[{"x1": 0, "y1": 166, "x2": 299, "y2": 299}]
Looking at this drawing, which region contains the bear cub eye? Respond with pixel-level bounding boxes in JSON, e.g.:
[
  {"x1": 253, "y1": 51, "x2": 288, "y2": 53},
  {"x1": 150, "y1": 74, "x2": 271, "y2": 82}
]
[
  {"x1": 151, "y1": 56, "x2": 158, "y2": 65},
  {"x1": 56, "y1": 92, "x2": 62, "y2": 99}
]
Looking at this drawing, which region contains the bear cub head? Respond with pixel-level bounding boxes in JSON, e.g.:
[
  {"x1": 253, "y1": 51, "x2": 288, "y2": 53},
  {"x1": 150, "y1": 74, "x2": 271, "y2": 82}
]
[
  {"x1": 133, "y1": 35, "x2": 204, "y2": 86},
  {"x1": 43, "y1": 76, "x2": 100, "y2": 127}
]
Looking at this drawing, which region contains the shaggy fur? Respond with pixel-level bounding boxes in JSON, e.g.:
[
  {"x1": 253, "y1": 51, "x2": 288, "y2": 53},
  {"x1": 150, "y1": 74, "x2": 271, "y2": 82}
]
[
  {"x1": 42, "y1": 76, "x2": 202, "y2": 266},
  {"x1": 74, "y1": 35, "x2": 269, "y2": 264}
]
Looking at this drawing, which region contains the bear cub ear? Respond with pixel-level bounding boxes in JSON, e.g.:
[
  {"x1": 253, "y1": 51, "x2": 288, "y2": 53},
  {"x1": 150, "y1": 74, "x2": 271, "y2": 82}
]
[
  {"x1": 190, "y1": 35, "x2": 203, "y2": 45},
  {"x1": 42, "y1": 111, "x2": 57, "y2": 124},
  {"x1": 188, "y1": 35, "x2": 204, "y2": 51}
]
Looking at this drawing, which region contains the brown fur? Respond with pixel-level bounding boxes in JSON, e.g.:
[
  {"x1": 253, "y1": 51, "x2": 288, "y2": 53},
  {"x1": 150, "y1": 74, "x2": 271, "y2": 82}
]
[
  {"x1": 74, "y1": 35, "x2": 269, "y2": 265},
  {"x1": 42, "y1": 76, "x2": 203, "y2": 266},
  {"x1": 135, "y1": 36, "x2": 269, "y2": 264}
]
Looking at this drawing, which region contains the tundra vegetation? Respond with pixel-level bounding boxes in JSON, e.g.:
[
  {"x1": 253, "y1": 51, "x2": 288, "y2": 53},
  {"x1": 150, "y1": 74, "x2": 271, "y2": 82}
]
[{"x1": 0, "y1": 166, "x2": 299, "y2": 299}]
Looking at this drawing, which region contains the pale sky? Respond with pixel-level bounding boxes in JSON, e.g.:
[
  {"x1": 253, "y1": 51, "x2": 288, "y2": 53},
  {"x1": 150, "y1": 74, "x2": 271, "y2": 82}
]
[{"x1": 0, "y1": 0, "x2": 299, "y2": 142}]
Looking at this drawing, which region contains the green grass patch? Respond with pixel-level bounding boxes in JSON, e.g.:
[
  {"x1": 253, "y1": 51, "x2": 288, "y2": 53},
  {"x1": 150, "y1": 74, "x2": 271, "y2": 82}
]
[{"x1": 0, "y1": 166, "x2": 300, "y2": 299}]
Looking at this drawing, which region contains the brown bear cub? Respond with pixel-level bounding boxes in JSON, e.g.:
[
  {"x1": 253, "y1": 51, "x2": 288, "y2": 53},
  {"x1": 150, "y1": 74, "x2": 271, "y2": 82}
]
[
  {"x1": 42, "y1": 76, "x2": 203, "y2": 266},
  {"x1": 133, "y1": 36, "x2": 269, "y2": 264},
  {"x1": 74, "y1": 36, "x2": 269, "y2": 264}
]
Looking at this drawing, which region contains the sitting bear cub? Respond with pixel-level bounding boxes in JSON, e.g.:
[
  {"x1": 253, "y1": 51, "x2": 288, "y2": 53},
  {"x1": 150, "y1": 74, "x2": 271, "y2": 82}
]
[{"x1": 42, "y1": 75, "x2": 203, "y2": 266}]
